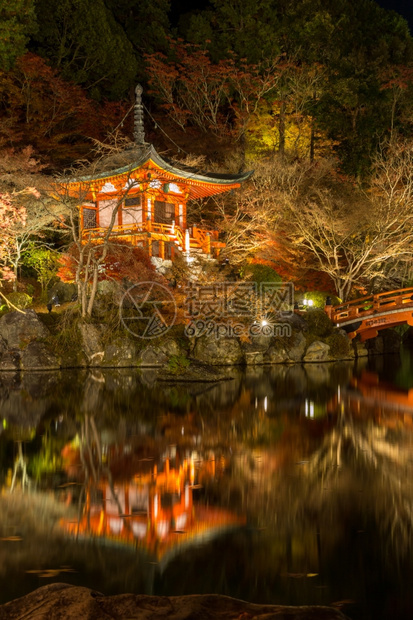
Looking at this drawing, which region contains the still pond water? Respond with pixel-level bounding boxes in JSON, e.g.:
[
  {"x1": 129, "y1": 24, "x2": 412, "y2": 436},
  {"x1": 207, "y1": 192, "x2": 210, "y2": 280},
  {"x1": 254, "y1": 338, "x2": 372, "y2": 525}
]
[{"x1": 1, "y1": 352, "x2": 413, "y2": 619}]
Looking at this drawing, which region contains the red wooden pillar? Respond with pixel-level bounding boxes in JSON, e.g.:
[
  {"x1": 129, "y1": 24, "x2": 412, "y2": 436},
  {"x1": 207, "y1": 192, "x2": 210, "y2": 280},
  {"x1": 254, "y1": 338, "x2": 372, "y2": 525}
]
[{"x1": 205, "y1": 233, "x2": 211, "y2": 256}]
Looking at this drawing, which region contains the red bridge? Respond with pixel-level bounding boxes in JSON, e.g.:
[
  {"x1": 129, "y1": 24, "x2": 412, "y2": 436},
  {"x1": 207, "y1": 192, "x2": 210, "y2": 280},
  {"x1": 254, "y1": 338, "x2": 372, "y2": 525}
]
[{"x1": 325, "y1": 287, "x2": 413, "y2": 341}]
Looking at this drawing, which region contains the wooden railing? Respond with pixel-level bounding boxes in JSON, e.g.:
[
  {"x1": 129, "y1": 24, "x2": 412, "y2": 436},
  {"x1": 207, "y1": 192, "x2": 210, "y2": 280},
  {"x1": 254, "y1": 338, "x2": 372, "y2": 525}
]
[
  {"x1": 191, "y1": 226, "x2": 221, "y2": 254},
  {"x1": 330, "y1": 287, "x2": 413, "y2": 323},
  {"x1": 83, "y1": 221, "x2": 177, "y2": 241},
  {"x1": 82, "y1": 223, "x2": 145, "y2": 239},
  {"x1": 174, "y1": 226, "x2": 184, "y2": 250},
  {"x1": 82, "y1": 221, "x2": 223, "y2": 257},
  {"x1": 148, "y1": 221, "x2": 175, "y2": 236}
]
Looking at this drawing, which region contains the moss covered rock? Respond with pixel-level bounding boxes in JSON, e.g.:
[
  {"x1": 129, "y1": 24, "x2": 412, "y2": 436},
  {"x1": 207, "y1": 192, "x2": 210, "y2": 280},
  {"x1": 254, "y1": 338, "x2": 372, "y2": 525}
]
[
  {"x1": 304, "y1": 308, "x2": 334, "y2": 338},
  {"x1": 192, "y1": 335, "x2": 244, "y2": 365},
  {"x1": 5, "y1": 292, "x2": 33, "y2": 309},
  {"x1": 0, "y1": 310, "x2": 49, "y2": 349},
  {"x1": 303, "y1": 340, "x2": 330, "y2": 362}
]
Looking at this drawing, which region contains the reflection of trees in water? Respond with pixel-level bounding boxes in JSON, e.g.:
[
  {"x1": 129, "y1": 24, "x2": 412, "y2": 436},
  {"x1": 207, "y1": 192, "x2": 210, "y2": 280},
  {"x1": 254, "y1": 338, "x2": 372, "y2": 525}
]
[
  {"x1": 0, "y1": 412, "x2": 150, "y2": 597},
  {"x1": 76, "y1": 413, "x2": 125, "y2": 535},
  {"x1": 0, "y1": 363, "x2": 356, "y2": 459},
  {"x1": 307, "y1": 407, "x2": 413, "y2": 560},
  {"x1": 0, "y1": 371, "x2": 61, "y2": 431},
  {"x1": 10, "y1": 441, "x2": 31, "y2": 492},
  {"x1": 4, "y1": 362, "x2": 413, "y2": 609},
  {"x1": 227, "y1": 402, "x2": 413, "y2": 565},
  {"x1": 181, "y1": 401, "x2": 413, "y2": 614}
]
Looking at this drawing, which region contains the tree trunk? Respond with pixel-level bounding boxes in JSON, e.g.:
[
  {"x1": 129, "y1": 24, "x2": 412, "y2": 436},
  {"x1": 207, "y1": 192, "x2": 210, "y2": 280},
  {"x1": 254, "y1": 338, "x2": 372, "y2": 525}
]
[
  {"x1": 309, "y1": 91, "x2": 317, "y2": 162},
  {"x1": 390, "y1": 91, "x2": 397, "y2": 145},
  {"x1": 336, "y1": 280, "x2": 346, "y2": 303},
  {"x1": 11, "y1": 258, "x2": 19, "y2": 292},
  {"x1": 86, "y1": 265, "x2": 99, "y2": 317},
  {"x1": 278, "y1": 100, "x2": 286, "y2": 157},
  {"x1": 81, "y1": 282, "x2": 88, "y2": 318}
]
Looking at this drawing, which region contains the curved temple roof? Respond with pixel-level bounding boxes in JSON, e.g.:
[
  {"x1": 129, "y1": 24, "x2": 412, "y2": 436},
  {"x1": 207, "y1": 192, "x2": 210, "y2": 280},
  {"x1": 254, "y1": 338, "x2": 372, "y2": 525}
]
[{"x1": 68, "y1": 145, "x2": 253, "y2": 200}]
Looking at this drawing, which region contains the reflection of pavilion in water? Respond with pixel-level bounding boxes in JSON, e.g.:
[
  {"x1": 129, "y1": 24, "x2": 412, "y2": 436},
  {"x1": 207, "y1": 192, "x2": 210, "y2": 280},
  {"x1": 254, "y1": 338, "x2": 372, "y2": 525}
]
[{"x1": 61, "y1": 455, "x2": 245, "y2": 568}]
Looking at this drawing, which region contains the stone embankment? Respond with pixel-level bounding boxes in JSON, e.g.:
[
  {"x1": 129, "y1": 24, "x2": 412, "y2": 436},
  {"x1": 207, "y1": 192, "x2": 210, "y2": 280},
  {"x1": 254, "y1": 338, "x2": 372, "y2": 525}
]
[{"x1": 0, "y1": 309, "x2": 401, "y2": 371}]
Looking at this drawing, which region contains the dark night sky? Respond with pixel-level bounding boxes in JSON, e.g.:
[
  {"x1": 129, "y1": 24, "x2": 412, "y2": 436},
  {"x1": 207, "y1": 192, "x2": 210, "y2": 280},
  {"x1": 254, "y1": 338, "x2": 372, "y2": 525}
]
[
  {"x1": 169, "y1": 0, "x2": 209, "y2": 26},
  {"x1": 375, "y1": 0, "x2": 413, "y2": 31}
]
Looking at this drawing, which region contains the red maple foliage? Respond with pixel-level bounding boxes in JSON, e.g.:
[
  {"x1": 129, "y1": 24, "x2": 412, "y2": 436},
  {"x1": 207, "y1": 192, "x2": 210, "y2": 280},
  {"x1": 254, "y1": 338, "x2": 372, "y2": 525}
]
[
  {"x1": 145, "y1": 39, "x2": 282, "y2": 141},
  {"x1": 253, "y1": 232, "x2": 336, "y2": 295},
  {"x1": 57, "y1": 240, "x2": 161, "y2": 285},
  {"x1": 0, "y1": 53, "x2": 130, "y2": 165}
]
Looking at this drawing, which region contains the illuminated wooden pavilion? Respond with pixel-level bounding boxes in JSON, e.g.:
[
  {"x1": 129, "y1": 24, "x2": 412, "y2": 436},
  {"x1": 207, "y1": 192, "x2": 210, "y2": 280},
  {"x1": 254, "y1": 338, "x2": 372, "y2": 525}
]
[{"x1": 68, "y1": 85, "x2": 252, "y2": 261}]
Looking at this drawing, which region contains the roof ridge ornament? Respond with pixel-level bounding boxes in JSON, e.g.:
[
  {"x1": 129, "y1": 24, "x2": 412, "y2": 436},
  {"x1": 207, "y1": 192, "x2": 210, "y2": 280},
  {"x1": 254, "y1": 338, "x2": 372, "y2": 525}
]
[{"x1": 134, "y1": 84, "x2": 145, "y2": 145}]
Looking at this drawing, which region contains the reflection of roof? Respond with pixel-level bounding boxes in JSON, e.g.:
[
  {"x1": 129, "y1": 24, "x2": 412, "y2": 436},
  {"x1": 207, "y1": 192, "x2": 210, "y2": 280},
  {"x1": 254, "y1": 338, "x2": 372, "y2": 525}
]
[
  {"x1": 67, "y1": 145, "x2": 253, "y2": 200},
  {"x1": 62, "y1": 504, "x2": 246, "y2": 571},
  {"x1": 157, "y1": 506, "x2": 246, "y2": 571},
  {"x1": 60, "y1": 458, "x2": 246, "y2": 571}
]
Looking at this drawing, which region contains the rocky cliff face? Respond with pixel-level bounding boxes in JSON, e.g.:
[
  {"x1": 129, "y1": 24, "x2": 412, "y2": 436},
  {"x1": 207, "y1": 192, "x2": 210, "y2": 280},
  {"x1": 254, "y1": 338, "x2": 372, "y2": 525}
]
[
  {"x1": 0, "y1": 310, "x2": 60, "y2": 371},
  {"x1": 0, "y1": 583, "x2": 350, "y2": 620},
  {"x1": 0, "y1": 309, "x2": 399, "y2": 371}
]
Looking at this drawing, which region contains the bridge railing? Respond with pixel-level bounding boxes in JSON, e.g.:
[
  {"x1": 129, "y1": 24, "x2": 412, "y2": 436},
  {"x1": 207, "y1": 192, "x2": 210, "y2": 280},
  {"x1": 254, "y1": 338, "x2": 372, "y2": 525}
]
[{"x1": 331, "y1": 287, "x2": 413, "y2": 323}]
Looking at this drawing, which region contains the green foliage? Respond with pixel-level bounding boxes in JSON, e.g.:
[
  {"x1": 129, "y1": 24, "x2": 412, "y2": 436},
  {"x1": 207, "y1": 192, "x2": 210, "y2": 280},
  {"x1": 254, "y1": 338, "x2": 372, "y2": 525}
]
[
  {"x1": 289, "y1": 0, "x2": 413, "y2": 176},
  {"x1": 105, "y1": 0, "x2": 171, "y2": 56},
  {"x1": 29, "y1": 432, "x2": 64, "y2": 482},
  {"x1": 0, "y1": 0, "x2": 37, "y2": 70},
  {"x1": 305, "y1": 308, "x2": 334, "y2": 338},
  {"x1": 394, "y1": 324, "x2": 410, "y2": 338},
  {"x1": 39, "y1": 308, "x2": 83, "y2": 357},
  {"x1": 183, "y1": 0, "x2": 281, "y2": 63},
  {"x1": 167, "y1": 354, "x2": 190, "y2": 375},
  {"x1": 164, "y1": 386, "x2": 191, "y2": 409},
  {"x1": 242, "y1": 263, "x2": 282, "y2": 284},
  {"x1": 31, "y1": 0, "x2": 138, "y2": 99},
  {"x1": 6, "y1": 291, "x2": 32, "y2": 309},
  {"x1": 23, "y1": 245, "x2": 60, "y2": 297},
  {"x1": 0, "y1": 0, "x2": 411, "y2": 190},
  {"x1": 180, "y1": 0, "x2": 413, "y2": 175},
  {"x1": 0, "y1": 304, "x2": 9, "y2": 316}
]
